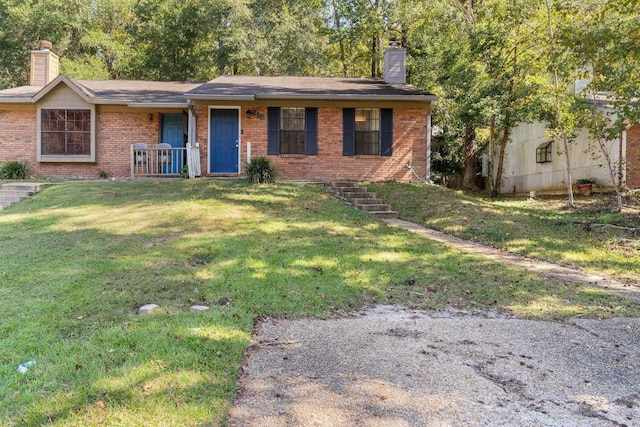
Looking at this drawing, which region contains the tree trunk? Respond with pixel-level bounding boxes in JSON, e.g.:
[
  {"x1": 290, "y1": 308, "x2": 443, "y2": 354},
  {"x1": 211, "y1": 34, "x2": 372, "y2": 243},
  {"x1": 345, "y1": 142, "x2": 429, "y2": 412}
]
[
  {"x1": 371, "y1": 36, "x2": 381, "y2": 77},
  {"x1": 545, "y1": 0, "x2": 574, "y2": 207},
  {"x1": 462, "y1": 123, "x2": 478, "y2": 189},
  {"x1": 332, "y1": 0, "x2": 348, "y2": 77},
  {"x1": 494, "y1": 111, "x2": 511, "y2": 195},
  {"x1": 493, "y1": 37, "x2": 519, "y2": 195},
  {"x1": 486, "y1": 114, "x2": 495, "y2": 195}
]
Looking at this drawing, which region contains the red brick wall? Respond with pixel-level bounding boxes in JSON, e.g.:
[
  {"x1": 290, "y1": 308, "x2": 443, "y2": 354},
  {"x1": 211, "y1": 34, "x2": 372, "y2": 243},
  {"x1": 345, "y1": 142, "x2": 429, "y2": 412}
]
[
  {"x1": 0, "y1": 108, "x2": 159, "y2": 178},
  {"x1": 199, "y1": 105, "x2": 428, "y2": 182},
  {"x1": 94, "y1": 111, "x2": 158, "y2": 177},
  {"x1": 0, "y1": 108, "x2": 38, "y2": 170},
  {"x1": 2, "y1": 103, "x2": 428, "y2": 182},
  {"x1": 627, "y1": 125, "x2": 640, "y2": 188}
]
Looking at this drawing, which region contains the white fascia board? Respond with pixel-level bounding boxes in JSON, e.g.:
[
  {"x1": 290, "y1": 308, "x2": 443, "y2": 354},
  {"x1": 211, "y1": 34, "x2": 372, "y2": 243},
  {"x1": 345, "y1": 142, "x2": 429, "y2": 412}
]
[{"x1": 32, "y1": 75, "x2": 94, "y2": 103}]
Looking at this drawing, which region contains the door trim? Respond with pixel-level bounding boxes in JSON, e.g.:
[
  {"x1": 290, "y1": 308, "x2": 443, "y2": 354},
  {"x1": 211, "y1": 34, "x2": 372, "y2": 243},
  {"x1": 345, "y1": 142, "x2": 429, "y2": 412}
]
[{"x1": 208, "y1": 106, "x2": 241, "y2": 174}]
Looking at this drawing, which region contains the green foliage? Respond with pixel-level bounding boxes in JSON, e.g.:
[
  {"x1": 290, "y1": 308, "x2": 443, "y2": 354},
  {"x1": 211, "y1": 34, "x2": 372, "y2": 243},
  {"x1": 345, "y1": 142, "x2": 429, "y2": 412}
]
[
  {"x1": 0, "y1": 160, "x2": 29, "y2": 179},
  {"x1": 245, "y1": 157, "x2": 277, "y2": 183},
  {"x1": 97, "y1": 169, "x2": 109, "y2": 179}
]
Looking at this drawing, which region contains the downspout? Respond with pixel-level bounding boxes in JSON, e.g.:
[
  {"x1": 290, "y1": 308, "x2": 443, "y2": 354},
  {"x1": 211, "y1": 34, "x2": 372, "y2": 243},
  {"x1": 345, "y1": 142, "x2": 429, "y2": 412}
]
[{"x1": 426, "y1": 107, "x2": 432, "y2": 183}]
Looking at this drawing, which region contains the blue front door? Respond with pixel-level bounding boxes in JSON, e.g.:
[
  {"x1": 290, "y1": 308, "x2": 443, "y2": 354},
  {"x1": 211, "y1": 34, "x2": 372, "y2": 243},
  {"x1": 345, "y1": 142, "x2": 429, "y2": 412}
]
[
  {"x1": 161, "y1": 114, "x2": 184, "y2": 174},
  {"x1": 209, "y1": 109, "x2": 239, "y2": 173}
]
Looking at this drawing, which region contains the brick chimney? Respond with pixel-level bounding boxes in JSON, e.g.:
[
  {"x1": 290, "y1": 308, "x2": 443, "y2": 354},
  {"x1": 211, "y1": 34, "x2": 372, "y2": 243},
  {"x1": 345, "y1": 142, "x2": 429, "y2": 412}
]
[
  {"x1": 30, "y1": 40, "x2": 59, "y2": 86},
  {"x1": 383, "y1": 39, "x2": 406, "y2": 85}
]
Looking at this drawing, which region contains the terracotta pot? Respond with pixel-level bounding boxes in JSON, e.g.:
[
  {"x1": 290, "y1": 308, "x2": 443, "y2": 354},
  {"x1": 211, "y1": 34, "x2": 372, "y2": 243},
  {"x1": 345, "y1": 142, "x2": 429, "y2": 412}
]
[{"x1": 577, "y1": 183, "x2": 593, "y2": 196}]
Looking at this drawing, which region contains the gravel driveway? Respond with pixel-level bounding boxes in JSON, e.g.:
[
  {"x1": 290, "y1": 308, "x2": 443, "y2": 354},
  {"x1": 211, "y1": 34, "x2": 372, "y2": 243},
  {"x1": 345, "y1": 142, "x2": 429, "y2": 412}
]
[{"x1": 229, "y1": 305, "x2": 640, "y2": 427}]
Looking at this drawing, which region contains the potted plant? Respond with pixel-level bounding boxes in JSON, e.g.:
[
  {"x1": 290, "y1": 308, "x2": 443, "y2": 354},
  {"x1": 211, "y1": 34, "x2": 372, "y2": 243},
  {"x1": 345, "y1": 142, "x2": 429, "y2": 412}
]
[{"x1": 575, "y1": 177, "x2": 596, "y2": 196}]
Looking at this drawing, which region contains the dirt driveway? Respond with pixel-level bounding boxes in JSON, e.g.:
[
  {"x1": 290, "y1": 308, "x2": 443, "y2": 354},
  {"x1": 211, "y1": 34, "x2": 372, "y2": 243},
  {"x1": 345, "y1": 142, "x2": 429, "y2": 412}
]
[{"x1": 229, "y1": 305, "x2": 640, "y2": 427}]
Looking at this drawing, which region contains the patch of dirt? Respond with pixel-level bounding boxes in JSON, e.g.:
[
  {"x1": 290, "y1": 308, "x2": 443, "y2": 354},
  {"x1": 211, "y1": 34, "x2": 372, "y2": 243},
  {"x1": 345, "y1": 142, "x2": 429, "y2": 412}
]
[{"x1": 229, "y1": 305, "x2": 640, "y2": 427}]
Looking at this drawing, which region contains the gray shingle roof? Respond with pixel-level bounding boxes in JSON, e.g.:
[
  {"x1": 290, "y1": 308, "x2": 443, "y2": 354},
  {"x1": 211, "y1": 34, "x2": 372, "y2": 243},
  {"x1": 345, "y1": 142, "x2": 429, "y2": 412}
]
[
  {"x1": 76, "y1": 80, "x2": 202, "y2": 105},
  {"x1": 0, "y1": 85, "x2": 41, "y2": 102},
  {"x1": 1, "y1": 75, "x2": 436, "y2": 104},
  {"x1": 185, "y1": 75, "x2": 437, "y2": 102},
  {"x1": 0, "y1": 79, "x2": 202, "y2": 105}
]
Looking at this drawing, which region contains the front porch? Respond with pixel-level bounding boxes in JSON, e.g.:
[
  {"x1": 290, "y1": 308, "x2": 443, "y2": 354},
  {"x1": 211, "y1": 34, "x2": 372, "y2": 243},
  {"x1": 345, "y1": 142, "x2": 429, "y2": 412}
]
[{"x1": 131, "y1": 143, "x2": 201, "y2": 178}]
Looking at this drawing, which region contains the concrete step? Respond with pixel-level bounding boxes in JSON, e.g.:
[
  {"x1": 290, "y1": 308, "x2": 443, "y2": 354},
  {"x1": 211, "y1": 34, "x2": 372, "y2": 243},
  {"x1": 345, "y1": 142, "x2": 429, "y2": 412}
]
[
  {"x1": 356, "y1": 204, "x2": 392, "y2": 212},
  {"x1": 0, "y1": 194, "x2": 29, "y2": 203},
  {"x1": 2, "y1": 182, "x2": 51, "y2": 192},
  {"x1": 331, "y1": 181, "x2": 359, "y2": 188},
  {"x1": 328, "y1": 182, "x2": 398, "y2": 220},
  {"x1": 350, "y1": 197, "x2": 385, "y2": 205},
  {"x1": 369, "y1": 211, "x2": 399, "y2": 219},
  {"x1": 334, "y1": 186, "x2": 368, "y2": 193},
  {"x1": 0, "y1": 182, "x2": 51, "y2": 211},
  {"x1": 0, "y1": 189, "x2": 35, "y2": 197}
]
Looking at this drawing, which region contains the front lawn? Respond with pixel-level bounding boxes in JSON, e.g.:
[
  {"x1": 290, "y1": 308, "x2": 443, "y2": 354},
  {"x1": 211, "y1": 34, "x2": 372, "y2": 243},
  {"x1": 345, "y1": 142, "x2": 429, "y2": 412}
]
[
  {"x1": 367, "y1": 183, "x2": 640, "y2": 284},
  {"x1": 1, "y1": 180, "x2": 638, "y2": 426}
]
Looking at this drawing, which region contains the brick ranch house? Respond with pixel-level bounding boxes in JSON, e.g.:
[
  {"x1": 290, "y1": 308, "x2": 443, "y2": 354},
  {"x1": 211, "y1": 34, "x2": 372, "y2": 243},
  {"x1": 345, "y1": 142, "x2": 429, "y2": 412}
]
[{"x1": 0, "y1": 43, "x2": 436, "y2": 182}]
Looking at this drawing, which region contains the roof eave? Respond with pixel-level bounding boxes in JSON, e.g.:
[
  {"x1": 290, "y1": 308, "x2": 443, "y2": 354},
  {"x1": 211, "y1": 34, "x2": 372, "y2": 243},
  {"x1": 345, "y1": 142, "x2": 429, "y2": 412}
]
[
  {"x1": 127, "y1": 102, "x2": 189, "y2": 108},
  {"x1": 0, "y1": 97, "x2": 35, "y2": 104},
  {"x1": 186, "y1": 94, "x2": 256, "y2": 101},
  {"x1": 256, "y1": 94, "x2": 438, "y2": 102},
  {"x1": 32, "y1": 75, "x2": 95, "y2": 103},
  {"x1": 186, "y1": 94, "x2": 437, "y2": 102}
]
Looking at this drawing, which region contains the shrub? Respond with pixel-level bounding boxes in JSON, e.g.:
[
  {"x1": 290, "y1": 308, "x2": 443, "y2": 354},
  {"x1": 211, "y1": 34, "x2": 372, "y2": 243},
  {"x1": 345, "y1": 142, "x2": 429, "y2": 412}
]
[
  {"x1": 245, "y1": 157, "x2": 277, "y2": 183},
  {"x1": 576, "y1": 177, "x2": 597, "y2": 185},
  {"x1": 97, "y1": 169, "x2": 109, "y2": 179},
  {"x1": 0, "y1": 161, "x2": 29, "y2": 179}
]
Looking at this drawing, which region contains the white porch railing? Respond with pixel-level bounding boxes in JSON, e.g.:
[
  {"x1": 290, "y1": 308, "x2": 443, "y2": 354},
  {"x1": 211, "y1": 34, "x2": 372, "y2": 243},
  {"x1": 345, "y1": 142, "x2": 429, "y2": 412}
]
[{"x1": 131, "y1": 144, "x2": 187, "y2": 178}]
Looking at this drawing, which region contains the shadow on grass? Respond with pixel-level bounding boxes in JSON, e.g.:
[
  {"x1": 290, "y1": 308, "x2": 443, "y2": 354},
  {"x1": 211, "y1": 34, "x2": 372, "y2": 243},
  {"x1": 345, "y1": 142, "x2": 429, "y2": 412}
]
[
  {"x1": 1, "y1": 180, "x2": 638, "y2": 425},
  {"x1": 367, "y1": 182, "x2": 640, "y2": 283}
]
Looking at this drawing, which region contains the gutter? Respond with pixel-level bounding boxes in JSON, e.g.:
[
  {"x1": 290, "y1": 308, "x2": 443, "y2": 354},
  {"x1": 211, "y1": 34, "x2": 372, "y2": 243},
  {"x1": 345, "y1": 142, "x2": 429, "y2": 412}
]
[
  {"x1": 0, "y1": 98, "x2": 34, "y2": 103},
  {"x1": 186, "y1": 94, "x2": 438, "y2": 102},
  {"x1": 255, "y1": 94, "x2": 438, "y2": 102},
  {"x1": 127, "y1": 103, "x2": 189, "y2": 109},
  {"x1": 185, "y1": 95, "x2": 256, "y2": 102}
]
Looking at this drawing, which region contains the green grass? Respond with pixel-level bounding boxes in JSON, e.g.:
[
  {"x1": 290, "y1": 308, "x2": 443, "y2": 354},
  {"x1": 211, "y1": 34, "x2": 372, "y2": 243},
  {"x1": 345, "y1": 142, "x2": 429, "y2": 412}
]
[
  {"x1": 1, "y1": 180, "x2": 639, "y2": 426},
  {"x1": 367, "y1": 183, "x2": 640, "y2": 284}
]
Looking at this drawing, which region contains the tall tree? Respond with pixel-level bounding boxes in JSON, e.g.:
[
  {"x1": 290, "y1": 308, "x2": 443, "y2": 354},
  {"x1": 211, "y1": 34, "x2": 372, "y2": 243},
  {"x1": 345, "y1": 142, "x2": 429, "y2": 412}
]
[
  {"x1": 473, "y1": 0, "x2": 544, "y2": 194},
  {"x1": 541, "y1": 0, "x2": 581, "y2": 207},
  {"x1": 570, "y1": 0, "x2": 640, "y2": 211}
]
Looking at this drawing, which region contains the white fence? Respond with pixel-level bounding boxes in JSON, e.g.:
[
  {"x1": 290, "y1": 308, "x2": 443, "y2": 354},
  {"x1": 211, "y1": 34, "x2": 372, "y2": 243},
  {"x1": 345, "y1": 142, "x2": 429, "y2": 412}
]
[{"x1": 131, "y1": 145, "x2": 187, "y2": 177}]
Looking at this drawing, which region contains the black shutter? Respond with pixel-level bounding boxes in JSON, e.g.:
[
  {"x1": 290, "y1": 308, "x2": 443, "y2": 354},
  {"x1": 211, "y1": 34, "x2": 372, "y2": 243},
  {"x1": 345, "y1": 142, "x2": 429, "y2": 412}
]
[
  {"x1": 267, "y1": 107, "x2": 280, "y2": 155},
  {"x1": 342, "y1": 108, "x2": 355, "y2": 156},
  {"x1": 305, "y1": 107, "x2": 318, "y2": 155},
  {"x1": 380, "y1": 108, "x2": 393, "y2": 156}
]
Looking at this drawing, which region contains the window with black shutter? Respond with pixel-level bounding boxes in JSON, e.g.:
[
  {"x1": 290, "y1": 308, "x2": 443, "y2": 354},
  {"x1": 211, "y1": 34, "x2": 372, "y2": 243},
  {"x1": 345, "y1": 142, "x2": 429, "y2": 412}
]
[
  {"x1": 343, "y1": 108, "x2": 393, "y2": 156},
  {"x1": 267, "y1": 107, "x2": 318, "y2": 155}
]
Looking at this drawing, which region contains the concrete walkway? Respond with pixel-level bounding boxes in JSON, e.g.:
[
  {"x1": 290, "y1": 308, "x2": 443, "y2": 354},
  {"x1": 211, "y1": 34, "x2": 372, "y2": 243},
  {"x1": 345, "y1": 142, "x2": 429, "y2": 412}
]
[{"x1": 383, "y1": 218, "x2": 640, "y2": 301}]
